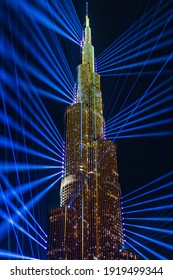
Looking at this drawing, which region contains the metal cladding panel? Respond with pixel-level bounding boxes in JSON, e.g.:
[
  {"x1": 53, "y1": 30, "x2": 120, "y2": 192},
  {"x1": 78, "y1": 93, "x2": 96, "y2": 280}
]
[
  {"x1": 77, "y1": 64, "x2": 90, "y2": 103},
  {"x1": 96, "y1": 139, "x2": 124, "y2": 259},
  {"x1": 65, "y1": 103, "x2": 89, "y2": 177},
  {"x1": 47, "y1": 207, "x2": 81, "y2": 260}
]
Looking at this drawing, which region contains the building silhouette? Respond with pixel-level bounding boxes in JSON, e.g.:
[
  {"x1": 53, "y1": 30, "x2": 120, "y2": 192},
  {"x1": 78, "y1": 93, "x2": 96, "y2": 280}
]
[{"x1": 48, "y1": 11, "x2": 128, "y2": 260}]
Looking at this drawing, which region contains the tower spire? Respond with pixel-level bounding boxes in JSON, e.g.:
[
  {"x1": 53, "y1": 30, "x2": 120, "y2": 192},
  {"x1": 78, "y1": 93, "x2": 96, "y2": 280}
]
[
  {"x1": 86, "y1": 2, "x2": 88, "y2": 16},
  {"x1": 85, "y1": 2, "x2": 89, "y2": 28}
]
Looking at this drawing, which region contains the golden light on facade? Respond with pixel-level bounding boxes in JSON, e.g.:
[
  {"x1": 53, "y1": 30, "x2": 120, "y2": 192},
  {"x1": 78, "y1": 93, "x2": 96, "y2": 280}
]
[{"x1": 48, "y1": 11, "x2": 127, "y2": 260}]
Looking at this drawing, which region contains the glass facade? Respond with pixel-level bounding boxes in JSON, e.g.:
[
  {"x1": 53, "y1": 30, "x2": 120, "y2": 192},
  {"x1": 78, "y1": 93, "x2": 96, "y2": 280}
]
[{"x1": 48, "y1": 14, "x2": 132, "y2": 260}]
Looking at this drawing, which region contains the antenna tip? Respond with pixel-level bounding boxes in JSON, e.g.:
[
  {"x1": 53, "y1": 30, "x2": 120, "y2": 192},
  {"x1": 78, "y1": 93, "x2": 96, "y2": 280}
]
[{"x1": 86, "y1": 2, "x2": 88, "y2": 16}]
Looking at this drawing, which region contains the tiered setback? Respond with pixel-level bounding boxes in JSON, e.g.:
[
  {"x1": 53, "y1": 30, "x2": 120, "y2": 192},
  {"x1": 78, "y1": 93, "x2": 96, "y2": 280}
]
[{"x1": 48, "y1": 15, "x2": 125, "y2": 260}]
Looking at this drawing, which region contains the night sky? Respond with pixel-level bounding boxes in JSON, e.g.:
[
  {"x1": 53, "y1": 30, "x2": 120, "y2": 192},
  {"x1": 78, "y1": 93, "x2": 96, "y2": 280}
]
[{"x1": 0, "y1": 0, "x2": 173, "y2": 260}]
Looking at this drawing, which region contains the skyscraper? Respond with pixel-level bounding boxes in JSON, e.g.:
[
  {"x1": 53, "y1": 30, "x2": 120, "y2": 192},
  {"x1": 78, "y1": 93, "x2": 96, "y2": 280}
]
[{"x1": 48, "y1": 9, "x2": 125, "y2": 260}]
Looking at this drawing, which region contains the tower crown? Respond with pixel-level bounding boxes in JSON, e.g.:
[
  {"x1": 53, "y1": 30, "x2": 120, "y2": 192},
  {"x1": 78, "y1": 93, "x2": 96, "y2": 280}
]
[
  {"x1": 86, "y1": 15, "x2": 89, "y2": 27},
  {"x1": 84, "y1": 5, "x2": 91, "y2": 45},
  {"x1": 77, "y1": 2, "x2": 104, "y2": 140},
  {"x1": 81, "y1": 4, "x2": 94, "y2": 72}
]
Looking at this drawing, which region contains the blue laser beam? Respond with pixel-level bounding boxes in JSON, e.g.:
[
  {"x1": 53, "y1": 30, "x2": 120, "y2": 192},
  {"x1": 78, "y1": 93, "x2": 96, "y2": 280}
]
[
  {"x1": 0, "y1": 109, "x2": 60, "y2": 158},
  {"x1": 24, "y1": 12, "x2": 76, "y2": 89},
  {"x1": 106, "y1": 76, "x2": 173, "y2": 124},
  {"x1": 106, "y1": 75, "x2": 173, "y2": 126},
  {"x1": 123, "y1": 171, "x2": 173, "y2": 199},
  {"x1": 0, "y1": 174, "x2": 61, "y2": 241},
  {"x1": 125, "y1": 228, "x2": 173, "y2": 251},
  {"x1": 107, "y1": 118, "x2": 173, "y2": 136},
  {"x1": 31, "y1": 81, "x2": 64, "y2": 143},
  {"x1": 0, "y1": 162, "x2": 61, "y2": 172},
  {"x1": 7, "y1": 0, "x2": 81, "y2": 45},
  {"x1": 123, "y1": 181, "x2": 173, "y2": 204},
  {"x1": 124, "y1": 204, "x2": 173, "y2": 214},
  {"x1": 100, "y1": 4, "x2": 172, "y2": 127},
  {"x1": 1, "y1": 69, "x2": 64, "y2": 148},
  {"x1": 0, "y1": 208, "x2": 46, "y2": 249},
  {"x1": 0, "y1": 192, "x2": 47, "y2": 243},
  {"x1": 0, "y1": 249, "x2": 36, "y2": 260},
  {"x1": 98, "y1": 29, "x2": 172, "y2": 70},
  {"x1": 123, "y1": 193, "x2": 173, "y2": 209},
  {"x1": 98, "y1": 28, "x2": 172, "y2": 71},
  {"x1": 0, "y1": 172, "x2": 47, "y2": 241},
  {"x1": 104, "y1": 13, "x2": 173, "y2": 119},
  {"x1": 97, "y1": 0, "x2": 171, "y2": 61},
  {"x1": 0, "y1": 183, "x2": 23, "y2": 256},
  {"x1": 100, "y1": 70, "x2": 173, "y2": 76},
  {"x1": 125, "y1": 241, "x2": 148, "y2": 260},
  {"x1": 97, "y1": 3, "x2": 171, "y2": 65},
  {"x1": 1, "y1": 43, "x2": 74, "y2": 103},
  {"x1": 98, "y1": 55, "x2": 172, "y2": 73},
  {"x1": 1, "y1": 55, "x2": 37, "y2": 255},
  {"x1": 35, "y1": 88, "x2": 72, "y2": 104},
  {"x1": 2, "y1": 88, "x2": 63, "y2": 155},
  {"x1": 125, "y1": 223, "x2": 173, "y2": 236},
  {"x1": 45, "y1": 0, "x2": 81, "y2": 44},
  {"x1": 106, "y1": 87, "x2": 173, "y2": 129},
  {"x1": 125, "y1": 217, "x2": 173, "y2": 222},
  {"x1": 125, "y1": 235, "x2": 167, "y2": 260},
  {"x1": 94, "y1": 50, "x2": 173, "y2": 184},
  {"x1": 107, "y1": 131, "x2": 173, "y2": 139},
  {"x1": 0, "y1": 173, "x2": 58, "y2": 205},
  {"x1": 110, "y1": 50, "x2": 173, "y2": 144}
]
